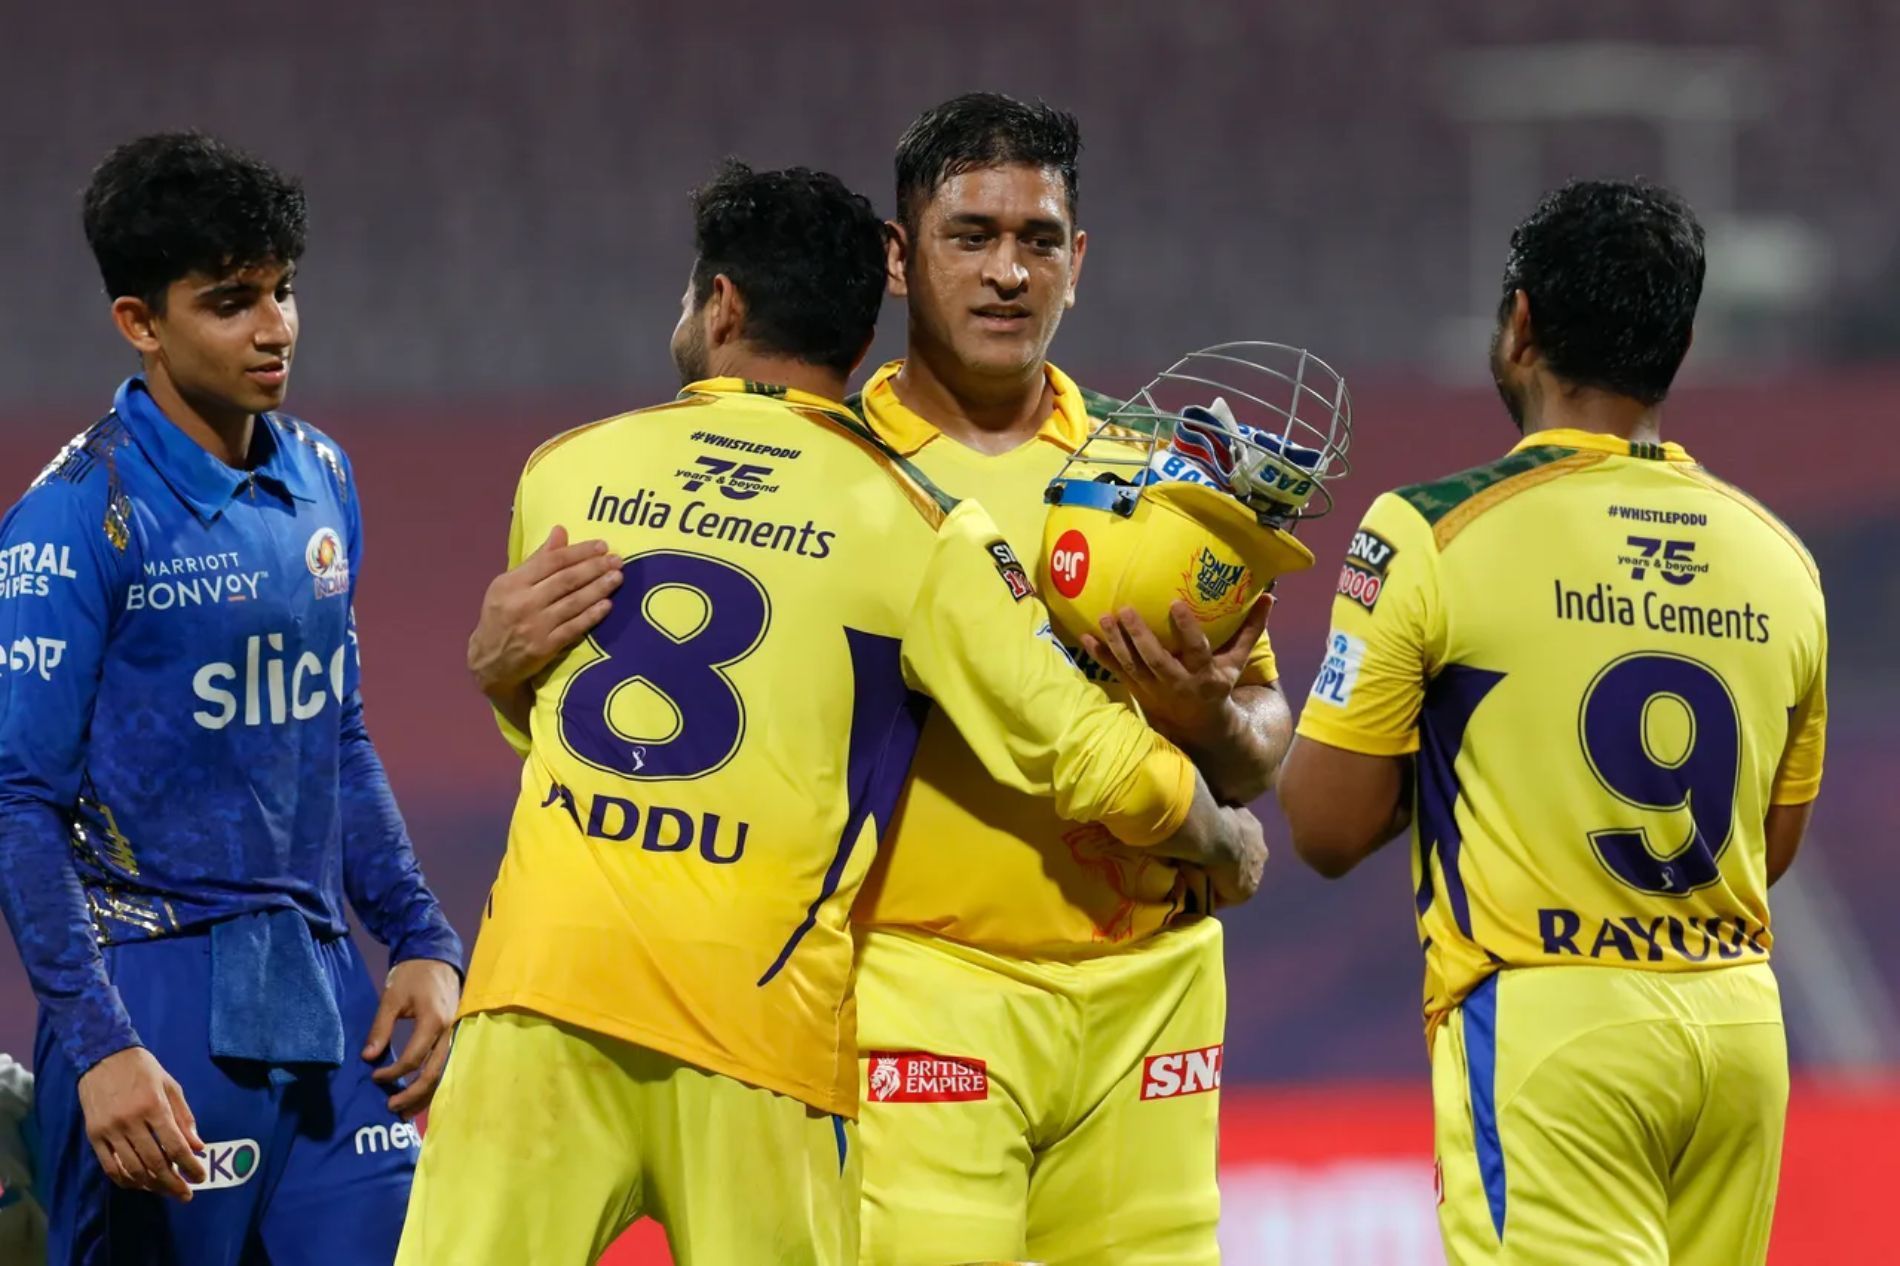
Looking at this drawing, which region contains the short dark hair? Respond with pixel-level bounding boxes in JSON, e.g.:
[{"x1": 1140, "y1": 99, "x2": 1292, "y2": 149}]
[
  {"x1": 894, "y1": 93, "x2": 1082, "y2": 232},
  {"x1": 1500, "y1": 179, "x2": 1706, "y2": 406},
  {"x1": 690, "y1": 160, "x2": 886, "y2": 377},
  {"x1": 83, "y1": 132, "x2": 307, "y2": 310}
]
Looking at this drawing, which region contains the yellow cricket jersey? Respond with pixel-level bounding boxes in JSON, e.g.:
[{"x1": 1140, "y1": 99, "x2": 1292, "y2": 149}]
[
  {"x1": 850, "y1": 360, "x2": 1279, "y2": 953},
  {"x1": 1296, "y1": 429, "x2": 1828, "y2": 1036},
  {"x1": 459, "y1": 379, "x2": 1196, "y2": 1118}
]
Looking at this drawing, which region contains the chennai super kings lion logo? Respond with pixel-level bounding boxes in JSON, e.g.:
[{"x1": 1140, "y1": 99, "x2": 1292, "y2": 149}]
[
  {"x1": 1177, "y1": 546, "x2": 1251, "y2": 622},
  {"x1": 868, "y1": 1056, "x2": 902, "y2": 1103}
]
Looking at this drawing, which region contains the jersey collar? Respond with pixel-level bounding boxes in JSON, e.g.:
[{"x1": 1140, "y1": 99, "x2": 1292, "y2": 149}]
[
  {"x1": 679, "y1": 376, "x2": 858, "y2": 420},
  {"x1": 857, "y1": 359, "x2": 1095, "y2": 457},
  {"x1": 114, "y1": 377, "x2": 311, "y2": 520},
  {"x1": 1510, "y1": 427, "x2": 1695, "y2": 464}
]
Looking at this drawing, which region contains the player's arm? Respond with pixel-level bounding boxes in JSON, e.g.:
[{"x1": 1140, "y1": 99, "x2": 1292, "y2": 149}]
[
  {"x1": 1765, "y1": 619, "x2": 1827, "y2": 886},
  {"x1": 1279, "y1": 741, "x2": 1412, "y2": 877},
  {"x1": 329, "y1": 473, "x2": 464, "y2": 1118},
  {"x1": 900, "y1": 500, "x2": 1265, "y2": 903},
  {"x1": 467, "y1": 473, "x2": 621, "y2": 753},
  {"x1": 1084, "y1": 597, "x2": 1292, "y2": 805},
  {"x1": 1279, "y1": 493, "x2": 1441, "y2": 879},
  {"x1": 0, "y1": 482, "x2": 205, "y2": 1199},
  {"x1": 1764, "y1": 802, "x2": 1813, "y2": 888}
]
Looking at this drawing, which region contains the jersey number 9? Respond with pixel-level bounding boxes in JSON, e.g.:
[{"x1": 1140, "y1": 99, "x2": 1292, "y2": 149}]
[{"x1": 1579, "y1": 652, "x2": 1741, "y2": 896}]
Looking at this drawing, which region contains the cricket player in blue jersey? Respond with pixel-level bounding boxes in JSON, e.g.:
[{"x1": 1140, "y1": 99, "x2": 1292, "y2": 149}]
[{"x1": 0, "y1": 132, "x2": 464, "y2": 1265}]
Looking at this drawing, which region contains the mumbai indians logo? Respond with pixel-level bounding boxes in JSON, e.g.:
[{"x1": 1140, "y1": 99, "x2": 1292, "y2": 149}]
[
  {"x1": 188, "y1": 1138, "x2": 260, "y2": 1191},
  {"x1": 868, "y1": 1056, "x2": 902, "y2": 1103},
  {"x1": 305, "y1": 527, "x2": 350, "y2": 600},
  {"x1": 1178, "y1": 547, "x2": 1250, "y2": 619}
]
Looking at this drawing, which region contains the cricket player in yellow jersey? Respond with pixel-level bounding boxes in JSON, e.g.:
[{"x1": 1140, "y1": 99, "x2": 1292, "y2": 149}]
[
  {"x1": 1280, "y1": 180, "x2": 1827, "y2": 1266},
  {"x1": 402, "y1": 162, "x2": 1264, "y2": 1266},
  {"x1": 847, "y1": 95, "x2": 1296, "y2": 1266}
]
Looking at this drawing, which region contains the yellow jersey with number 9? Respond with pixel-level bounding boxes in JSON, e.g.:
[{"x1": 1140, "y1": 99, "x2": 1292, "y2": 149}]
[
  {"x1": 457, "y1": 379, "x2": 1194, "y2": 1118},
  {"x1": 1295, "y1": 429, "x2": 1827, "y2": 1036}
]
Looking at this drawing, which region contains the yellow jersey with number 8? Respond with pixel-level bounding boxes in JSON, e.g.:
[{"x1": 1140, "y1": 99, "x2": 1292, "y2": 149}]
[
  {"x1": 458, "y1": 379, "x2": 1195, "y2": 1118},
  {"x1": 1296, "y1": 429, "x2": 1826, "y2": 1036}
]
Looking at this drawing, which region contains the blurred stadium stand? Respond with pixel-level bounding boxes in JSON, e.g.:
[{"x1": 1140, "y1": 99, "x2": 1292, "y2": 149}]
[{"x1": 2, "y1": 3, "x2": 1895, "y2": 1261}]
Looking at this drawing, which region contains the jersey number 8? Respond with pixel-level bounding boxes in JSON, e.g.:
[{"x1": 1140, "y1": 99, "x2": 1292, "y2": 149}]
[{"x1": 557, "y1": 551, "x2": 770, "y2": 781}]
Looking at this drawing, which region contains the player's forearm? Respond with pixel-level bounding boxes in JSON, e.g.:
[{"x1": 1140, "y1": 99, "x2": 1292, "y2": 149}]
[
  {"x1": 0, "y1": 794, "x2": 141, "y2": 1072},
  {"x1": 485, "y1": 681, "x2": 535, "y2": 755},
  {"x1": 1280, "y1": 736, "x2": 1409, "y2": 878},
  {"x1": 337, "y1": 703, "x2": 465, "y2": 970},
  {"x1": 1177, "y1": 683, "x2": 1292, "y2": 806},
  {"x1": 1142, "y1": 775, "x2": 1240, "y2": 869},
  {"x1": 1764, "y1": 800, "x2": 1814, "y2": 887}
]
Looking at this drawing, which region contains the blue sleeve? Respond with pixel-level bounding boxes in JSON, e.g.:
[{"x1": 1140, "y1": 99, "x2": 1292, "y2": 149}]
[
  {"x1": 0, "y1": 481, "x2": 141, "y2": 1073},
  {"x1": 334, "y1": 462, "x2": 464, "y2": 973}
]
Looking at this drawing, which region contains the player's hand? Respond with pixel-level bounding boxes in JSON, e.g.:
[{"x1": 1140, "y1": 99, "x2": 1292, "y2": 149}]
[
  {"x1": 1081, "y1": 597, "x2": 1272, "y2": 747},
  {"x1": 468, "y1": 526, "x2": 623, "y2": 696},
  {"x1": 76, "y1": 1046, "x2": 206, "y2": 1201},
  {"x1": 1209, "y1": 806, "x2": 1268, "y2": 908},
  {"x1": 364, "y1": 958, "x2": 461, "y2": 1121}
]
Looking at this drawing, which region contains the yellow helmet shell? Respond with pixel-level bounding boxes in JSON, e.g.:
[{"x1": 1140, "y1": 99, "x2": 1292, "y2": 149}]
[{"x1": 1040, "y1": 478, "x2": 1314, "y2": 652}]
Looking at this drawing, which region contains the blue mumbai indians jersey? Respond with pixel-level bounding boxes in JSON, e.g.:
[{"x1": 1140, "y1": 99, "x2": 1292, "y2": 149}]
[{"x1": 0, "y1": 378, "x2": 461, "y2": 1074}]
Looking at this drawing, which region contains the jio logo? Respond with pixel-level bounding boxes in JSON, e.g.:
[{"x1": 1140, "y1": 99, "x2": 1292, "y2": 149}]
[{"x1": 1049, "y1": 530, "x2": 1091, "y2": 599}]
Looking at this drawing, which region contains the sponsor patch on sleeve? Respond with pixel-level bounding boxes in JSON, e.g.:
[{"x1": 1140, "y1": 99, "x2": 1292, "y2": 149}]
[
  {"x1": 1336, "y1": 561, "x2": 1384, "y2": 611},
  {"x1": 1308, "y1": 630, "x2": 1365, "y2": 709},
  {"x1": 987, "y1": 541, "x2": 1035, "y2": 601},
  {"x1": 1346, "y1": 529, "x2": 1398, "y2": 575}
]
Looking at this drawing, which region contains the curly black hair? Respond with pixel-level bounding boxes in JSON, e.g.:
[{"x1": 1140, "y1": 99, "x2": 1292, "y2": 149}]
[
  {"x1": 1500, "y1": 179, "x2": 1706, "y2": 406},
  {"x1": 690, "y1": 160, "x2": 885, "y2": 377},
  {"x1": 82, "y1": 132, "x2": 307, "y2": 310},
  {"x1": 894, "y1": 93, "x2": 1082, "y2": 233}
]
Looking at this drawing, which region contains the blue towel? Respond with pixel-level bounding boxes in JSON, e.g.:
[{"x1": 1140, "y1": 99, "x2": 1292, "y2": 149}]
[{"x1": 208, "y1": 909, "x2": 346, "y2": 1070}]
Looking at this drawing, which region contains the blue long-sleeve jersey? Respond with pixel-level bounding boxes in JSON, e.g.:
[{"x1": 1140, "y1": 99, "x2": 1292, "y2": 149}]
[{"x1": 0, "y1": 378, "x2": 462, "y2": 1074}]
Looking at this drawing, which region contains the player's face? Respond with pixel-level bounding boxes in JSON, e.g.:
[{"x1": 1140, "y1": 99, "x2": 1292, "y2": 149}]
[
  {"x1": 142, "y1": 262, "x2": 299, "y2": 420},
  {"x1": 896, "y1": 164, "x2": 1086, "y2": 380},
  {"x1": 671, "y1": 281, "x2": 711, "y2": 385}
]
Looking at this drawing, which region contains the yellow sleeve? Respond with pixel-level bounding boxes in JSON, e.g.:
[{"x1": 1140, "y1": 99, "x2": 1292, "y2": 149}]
[
  {"x1": 491, "y1": 471, "x2": 534, "y2": 759},
  {"x1": 1771, "y1": 620, "x2": 1827, "y2": 805},
  {"x1": 899, "y1": 500, "x2": 1195, "y2": 847},
  {"x1": 1294, "y1": 492, "x2": 1443, "y2": 757}
]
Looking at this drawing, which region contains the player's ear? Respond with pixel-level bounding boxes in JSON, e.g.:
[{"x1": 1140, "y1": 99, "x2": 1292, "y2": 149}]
[
  {"x1": 110, "y1": 295, "x2": 163, "y2": 356},
  {"x1": 883, "y1": 219, "x2": 909, "y2": 299},
  {"x1": 1064, "y1": 227, "x2": 1088, "y2": 310},
  {"x1": 706, "y1": 274, "x2": 746, "y2": 349},
  {"x1": 1505, "y1": 289, "x2": 1537, "y2": 365}
]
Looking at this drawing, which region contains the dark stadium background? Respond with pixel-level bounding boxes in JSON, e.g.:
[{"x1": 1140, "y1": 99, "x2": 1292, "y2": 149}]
[{"x1": 2, "y1": 4, "x2": 1895, "y2": 1262}]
